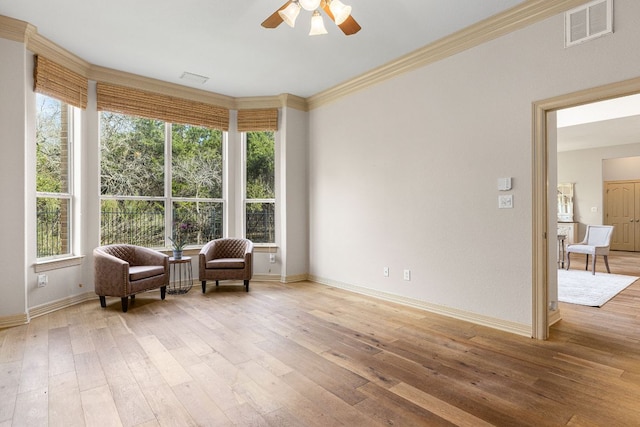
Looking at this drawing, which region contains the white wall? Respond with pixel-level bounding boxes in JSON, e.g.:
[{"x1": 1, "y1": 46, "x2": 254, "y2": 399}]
[
  {"x1": 603, "y1": 155, "x2": 640, "y2": 181},
  {"x1": 309, "y1": 0, "x2": 640, "y2": 329},
  {"x1": 0, "y1": 38, "x2": 28, "y2": 321},
  {"x1": 280, "y1": 107, "x2": 309, "y2": 280}
]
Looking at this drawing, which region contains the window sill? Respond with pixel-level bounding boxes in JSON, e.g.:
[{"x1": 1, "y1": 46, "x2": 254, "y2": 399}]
[
  {"x1": 34, "y1": 255, "x2": 85, "y2": 273},
  {"x1": 254, "y1": 245, "x2": 278, "y2": 253}
]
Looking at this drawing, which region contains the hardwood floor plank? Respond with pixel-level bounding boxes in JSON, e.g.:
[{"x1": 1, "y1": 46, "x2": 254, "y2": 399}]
[
  {"x1": 80, "y1": 384, "x2": 123, "y2": 427},
  {"x1": 48, "y1": 326, "x2": 75, "y2": 377},
  {"x1": 74, "y1": 350, "x2": 107, "y2": 392},
  {"x1": 172, "y1": 380, "x2": 232, "y2": 426},
  {"x1": 48, "y1": 371, "x2": 84, "y2": 427},
  {"x1": 140, "y1": 383, "x2": 198, "y2": 426},
  {"x1": 0, "y1": 361, "x2": 20, "y2": 422},
  {"x1": 281, "y1": 370, "x2": 386, "y2": 427},
  {"x1": 389, "y1": 381, "x2": 494, "y2": 427},
  {"x1": 13, "y1": 387, "x2": 48, "y2": 426},
  {"x1": 239, "y1": 359, "x2": 342, "y2": 427},
  {"x1": 137, "y1": 335, "x2": 193, "y2": 387},
  {"x1": 355, "y1": 382, "x2": 454, "y2": 426}
]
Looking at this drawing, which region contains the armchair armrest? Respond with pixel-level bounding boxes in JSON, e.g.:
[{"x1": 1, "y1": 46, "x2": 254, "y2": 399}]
[
  {"x1": 199, "y1": 240, "x2": 217, "y2": 277},
  {"x1": 94, "y1": 248, "x2": 129, "y2": 294}
]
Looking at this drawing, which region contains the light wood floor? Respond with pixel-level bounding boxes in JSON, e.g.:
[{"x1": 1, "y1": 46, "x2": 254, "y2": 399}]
[{"x1": 1, "y1": 254, "x2": 640, "y2": 426}]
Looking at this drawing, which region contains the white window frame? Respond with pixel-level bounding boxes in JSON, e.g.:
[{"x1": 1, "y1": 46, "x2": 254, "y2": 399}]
[
  {"x1": 242, "y1": 131, "x2": 276, "y2": 245},
  {"x1": 35, "y1": 94, "x2": 77, "y2": 260}
]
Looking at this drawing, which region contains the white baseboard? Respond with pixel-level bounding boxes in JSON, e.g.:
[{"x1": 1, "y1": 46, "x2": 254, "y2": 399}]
[
  {"x1": 0, "y1": 314, "x2": 29, "y2": 329},
  {"x1": 308, "y1": 275, "x2": 532, "y2": 338},
  {"x1": 280, "y1": 274, "x2": 308, "y2": 283},
  {"x1": 28, "y1": 292, "x2": 96, "y2": 319},
  {"x1": 548, "y1": 308, "x2": 562, "y2": 326}
]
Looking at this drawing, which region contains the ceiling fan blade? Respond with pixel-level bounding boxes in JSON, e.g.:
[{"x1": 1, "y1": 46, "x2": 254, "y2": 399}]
[
  {"x1": 337, "y1": 15, "x2": 361, "y2": 35},
  {"x1": 261, "y1": 1, "x2": 292, "y2": 29},
  {"x1": 321, "y1": 1, "x2": 361, "y2": 36}
]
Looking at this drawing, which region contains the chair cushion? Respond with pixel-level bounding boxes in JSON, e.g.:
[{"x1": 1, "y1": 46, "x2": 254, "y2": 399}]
[
  {"x1": 207, "y1": 258, "x2": 245, "y2": 269},
  {"x1": 566, "y1": 244, "x2": 596, "y2": 255},
  {"x1": 129, "y1": 265, "x2": 165, "y2": 281}
]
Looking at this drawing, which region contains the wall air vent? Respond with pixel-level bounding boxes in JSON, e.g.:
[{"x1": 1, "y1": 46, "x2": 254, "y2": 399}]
[{"x1": 565, "y1": 0, "x2": 613, "y2": 47}]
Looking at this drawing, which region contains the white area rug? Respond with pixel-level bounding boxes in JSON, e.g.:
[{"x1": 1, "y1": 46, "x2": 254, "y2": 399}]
[{"x1": 558, "y1": 269, "x2": 639, "y2": 307}]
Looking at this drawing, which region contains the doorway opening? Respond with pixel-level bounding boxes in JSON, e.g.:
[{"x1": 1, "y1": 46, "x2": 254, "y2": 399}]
[{"x1": 532, "y1": 76, "x2": 640, "y2": 339}]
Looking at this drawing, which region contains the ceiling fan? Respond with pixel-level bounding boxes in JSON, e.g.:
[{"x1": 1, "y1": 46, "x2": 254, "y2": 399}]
[{"x1": 262, "y1": 0, "x2": 361, "y2": 36}]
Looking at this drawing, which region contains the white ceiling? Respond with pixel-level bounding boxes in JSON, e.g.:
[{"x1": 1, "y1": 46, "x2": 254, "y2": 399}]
[
  {"x1": 0, "y1": 0, "x2": 525, "y2": 98},
  {"x1": 557, "y1": 94, "x2": 640, "y2": 152}
]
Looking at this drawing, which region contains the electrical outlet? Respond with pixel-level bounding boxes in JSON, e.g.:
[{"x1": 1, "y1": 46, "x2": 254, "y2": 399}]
[
  {"x1": 269, "y1": 253, "x2": 276, "y2": 263},
  {"x1": 37, "y1": 274, "x2": 48, "y2": 288},
  {"x1": 403, "y1": 269, "x2": 411, "y2": 281},
  {"x1": 383, "y1": 267, "x2": 389, "y2": 277}
]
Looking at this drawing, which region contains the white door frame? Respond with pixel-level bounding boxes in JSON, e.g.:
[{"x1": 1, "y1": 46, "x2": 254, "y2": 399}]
[{"x1": 532, "y1": 76, "x2": 640, "y2": 339}]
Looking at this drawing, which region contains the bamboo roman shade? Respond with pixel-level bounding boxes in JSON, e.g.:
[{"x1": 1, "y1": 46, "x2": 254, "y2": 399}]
[
  {"x1": 96, "y1": 83, "x2": 230, "y2": 131},
  {"x1": 33, "y1": 56, "x2": 88, "y2": 109},
  {"x1": 237, "y1": 109, "x2": 279, "y2": 132}
]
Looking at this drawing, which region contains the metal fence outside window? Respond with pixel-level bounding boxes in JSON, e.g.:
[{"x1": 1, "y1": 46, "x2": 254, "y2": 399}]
[{"x1": 37, "y1": 208, "x2": 271, "y2": 256}]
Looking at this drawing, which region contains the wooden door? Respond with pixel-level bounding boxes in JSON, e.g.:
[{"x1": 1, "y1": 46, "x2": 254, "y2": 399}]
[
  {"x1": 635, "y1": 183, "x2": 640, "y2": 250},
  {"x1": 605, "y1": 181, "x2": 636, "y2": 251}
]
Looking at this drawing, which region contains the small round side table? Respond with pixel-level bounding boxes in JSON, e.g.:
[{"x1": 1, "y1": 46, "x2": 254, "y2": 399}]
[{"x1": 168, "y1": 256, "x2": 193, "y2": 294}]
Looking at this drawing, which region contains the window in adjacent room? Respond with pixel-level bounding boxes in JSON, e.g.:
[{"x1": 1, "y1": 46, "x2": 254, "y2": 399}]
[
  {"x1": 36, "y1": 93, "x2": 75, "y2": 258},
  {"x1": 244, "y1": 131, "x2": 275, "y2": 244}
]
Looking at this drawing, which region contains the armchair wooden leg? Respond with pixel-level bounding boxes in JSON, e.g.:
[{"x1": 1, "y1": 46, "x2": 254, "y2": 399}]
[
  {"x1": 604, "y1": 255, "x2": 611, "y2": 273},
  {"x1": 585, "y1": 255, "x2": 589, "y2": 271},
  {"x1": 566, "y1": 253, "x2": 571, "y2": 270},
  {"x1": 161, "y1": 286, "x2": 166, "y2": 300},
  {"x1": 99, "y1": 296, "x2": 106, "y2": 308},
  {"x1": 216, "y1": 280, "x2": 219, "y2": 287},
  {"x1": 244, "y1": 280, "x2": 249, "y2": 292},
  {"x1": 202, "y1": 281, "x2": 207, "y2": 293},
  {"x1": 592, "y1": 255, "x2": 597, "y2": 275},
  {"x1": 121, "y1": 297, "x2": 129, "y2": 313}
]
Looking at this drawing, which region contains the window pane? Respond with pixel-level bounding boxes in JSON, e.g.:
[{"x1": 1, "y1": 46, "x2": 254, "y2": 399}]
[
  {"x1": 246, "y1": 131, "x2": 275, "y2": 199},
  {"x1": 100, "y1": 199, "x2": 165, "y2": 247},
  {"x1": 37, "y1": 197, "x2": 70, "y2": 257},
  {"x1": 172, "y1": 124, "x2": 223, "y2": 198},
  {"x1": 172, "y1": 201, "x2": 223, "y2": 246},
  {"x1": 246, "y1": 202, "x2": 275, "y2": 243},
  {"x1": 36, "y1": 94, "x2": 69, "y2": 193},
  {"x1": 100, "y1": 112, "x2": 164, "y2": 197}
]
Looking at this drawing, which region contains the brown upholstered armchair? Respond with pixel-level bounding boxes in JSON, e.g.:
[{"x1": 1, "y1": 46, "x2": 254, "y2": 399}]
[
  {"x1": 199, "y1": 238, "x2": 253, "y2": 293},
  {"x1": 94, "y1": 244, "x2": 169, "y2": 312}
]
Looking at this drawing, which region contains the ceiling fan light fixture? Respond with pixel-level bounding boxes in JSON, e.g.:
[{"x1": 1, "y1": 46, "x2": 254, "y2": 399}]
[
  {"x1": 309, "y1": 10, "x2": 328, "y2": 35},
  {"x1": 299, "y1": 0, "x2": 321, "y2": 11},
  {"x1": 329, "y1": 0, "x2": 352, "y2": 25},
  {"x1": 278, "y1": 1, "x2": 301, "y2": 27}
]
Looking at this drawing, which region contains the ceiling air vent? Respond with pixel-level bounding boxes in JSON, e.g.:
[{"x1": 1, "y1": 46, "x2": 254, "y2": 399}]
[{"x1": 565, "y1": 0, "x2": 613, "y2": 47}]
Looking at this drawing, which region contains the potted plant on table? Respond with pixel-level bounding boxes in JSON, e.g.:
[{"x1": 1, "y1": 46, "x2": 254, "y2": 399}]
[{"x1": 168, "y1": 222, "x2": 193, "y2": 259}]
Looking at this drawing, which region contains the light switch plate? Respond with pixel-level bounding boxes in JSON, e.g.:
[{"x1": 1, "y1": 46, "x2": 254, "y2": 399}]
[
  {"x1": 498, "y1": 177, "x2": 512, "y2": 191},
  {"x1": 498, "y1": 194, "x2": 513, "y2": 209}
]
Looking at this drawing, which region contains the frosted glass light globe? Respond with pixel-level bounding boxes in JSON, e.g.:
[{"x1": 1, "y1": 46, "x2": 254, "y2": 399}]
[{"x1": 299, "y1": 0, "x2": 321, "y2": 11}]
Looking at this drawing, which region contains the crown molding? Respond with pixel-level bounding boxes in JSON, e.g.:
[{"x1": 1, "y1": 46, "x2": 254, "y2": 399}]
[
  {"x1": 27, "y1": 33, "x2": 90, "y2": 76},
  {"x1": 234, "y1": 93, "x2": 308, "y2": 111},
  {"x1": 89, "y1": 64, "x2": 237, "y2": 109},
  {"x1": 0, "y1": 14, "x2": 34, "y2": 43},
  {"x1": 307, "y1": 0, "x2": 589, "y2": 109}
]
